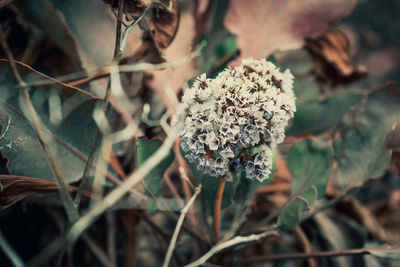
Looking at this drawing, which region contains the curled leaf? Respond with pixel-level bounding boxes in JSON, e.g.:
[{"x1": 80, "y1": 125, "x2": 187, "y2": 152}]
[
  {"x1": 305, "y1": 28, "x2": 367, "y2": 86},
  {"x1": 104, "y1": 0, "x2": 179, "y2": 49},
  {"x1": 110, "y1": 0, "x2": 180, "y2": 63}
]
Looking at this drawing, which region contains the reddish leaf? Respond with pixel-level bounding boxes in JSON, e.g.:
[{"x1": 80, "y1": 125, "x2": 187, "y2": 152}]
[
  {"x1": 0, "y1": 175, "x2": 90, "y2": 209},
  {"x1": 224, "y1": 0, "x2": 358, "y2": 61},
  {"x1": 147, "y1": 0, "x2": 180, "y2": 49},
  {"x1": 0, "y1": 175, "x2": 61, "y2": 209},
  {"x1": 305, "y1": 28, "x2": 367, "y2": 86}
]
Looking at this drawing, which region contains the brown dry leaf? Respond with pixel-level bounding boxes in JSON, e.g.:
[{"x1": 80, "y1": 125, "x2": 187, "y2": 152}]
[
  {"x1": 0, "y1": 175, "x2": 64, "y2": 209},
  {"x1": 147, "y1": 0, "x2": 180, "y2": 49},
  {"x1": 144, "y1": 1, "x2": 210, "y2": 110},
  {"x1": 0, "y1": 175, "x2": 94, "y2": 209},
  {"x1": 224, "y1": 0, "x2": 358, "y2": 62},
  {"x1": 305, "y1": 28, "x2": 367, "y2": 85},
  {"x1": 111, "y1": 0, "x2": 180, "y2": 63}
]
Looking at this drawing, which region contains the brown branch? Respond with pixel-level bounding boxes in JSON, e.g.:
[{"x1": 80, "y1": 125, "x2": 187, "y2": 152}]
[
  {"x1": 0, "y1": 59, "x2": 102, "y2": 100},
  {"x1": 236, "y1": 246, "x2": 400, "y2": 265},
  {"x1": 294, "y1": 226, "x2": 320, "y2": 267}
]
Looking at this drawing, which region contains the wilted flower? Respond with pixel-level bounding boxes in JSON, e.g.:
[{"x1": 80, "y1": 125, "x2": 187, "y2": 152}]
[{"x1": 172, "y1": 58, "x2": 296, "y2": 182}]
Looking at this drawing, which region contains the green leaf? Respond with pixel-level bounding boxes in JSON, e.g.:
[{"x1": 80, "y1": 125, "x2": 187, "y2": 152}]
[
  {"x1": 17, "y1": 0, "x2": 117, "y2": 68},
  {"x1": 288, "y1": 90, "x2": 363, "y2": 135},
  {"x1": 182, "y1": 147, "x2": 277, "y2": 233},
  {"x1": 198, "y1": 0, "x2": 238, "y2": 76},
  {"x1": 277, "y1": 138, "x2": 331, "y2": 231},
  {"x1": 0, "y1": 65, "x2": 102, "y2": 183},
  {"x1": 288, "y1": 139, "x2": 332, "y2": 198},
  {"x1": 136, "y1": 137, "x2": 174, "y2": 212},
  {"x1": 277, "y1": 196, "x2": 312, "y2": 231},
  {"x1": 300, "y1": 186, "x2": 318, "y2": 208},
  {"x1": 333, "y1": 87, "x2": 400, "y2": 189}
]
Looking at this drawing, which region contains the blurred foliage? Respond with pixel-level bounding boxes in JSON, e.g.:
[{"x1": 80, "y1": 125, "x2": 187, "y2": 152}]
[
  {"x1": 135, "y1": 137, "x2": 174, "y2": 211},
  {"x1": 0, "y1": 0, "x2": 400, "y2": 266}
]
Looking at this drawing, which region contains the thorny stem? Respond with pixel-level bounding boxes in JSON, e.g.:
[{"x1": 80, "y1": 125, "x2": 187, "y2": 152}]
[
  {"x1": 75, "y1": 0, "x2": 125, "y2": 207},
  {"x1": 214, "y1": 176, "x2": 226, "y2": 243},
  {"x1": 0, "y1": 25, "x2": 78, "y2": 222}
]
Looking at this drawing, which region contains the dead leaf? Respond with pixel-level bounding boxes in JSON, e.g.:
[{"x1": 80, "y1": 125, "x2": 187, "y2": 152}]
[
  {"x1": 0, "y1": 175, "x2": 93, "y2": 209},
  {"x1": 107, "y1": 0, "x2": 180, "y2": 48},
  {"x1": 106, "y1": 0, "x2": 180, "y2": 63},
  {"x1": 144, "y1": 1, "x2": 210, "y2": 110},
  {"x1": 305, "y1": 28, "x2": 367, "y2": 86},
  {"x1": 224, "y1": 0, "x2": 358, "y2": 62}
]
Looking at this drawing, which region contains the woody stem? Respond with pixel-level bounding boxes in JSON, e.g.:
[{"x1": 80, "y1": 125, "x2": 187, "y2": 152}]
[{"x1": 214, "y1": 176, "x2": 226, "y2": 243}]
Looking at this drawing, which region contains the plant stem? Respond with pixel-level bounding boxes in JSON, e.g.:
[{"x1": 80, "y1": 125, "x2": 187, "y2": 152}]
[
  {"x1": 0, "y1": 230, "x2": 25, "y2": 267},
  {"x1": 0, "y1": 25, "x2": 78, "y2": 222},
  {"x1": 29, "y1": 130, "x2": 178, "y2": 267},
  {"x1": 163, "y1": 185, "x2": 202, "y2": 267},
  {"x1": 236, "y1": 246, "x2": 400, "y2": 264},
  {"x1": 214, "y1": 176, "x2": 226, "y2": 243},
  {"x1": 185, "y1": 229, "x2": 279, "y2": 267},
  {"x1": 74, "y1": 0, "x2": 124, "y2": 208}
]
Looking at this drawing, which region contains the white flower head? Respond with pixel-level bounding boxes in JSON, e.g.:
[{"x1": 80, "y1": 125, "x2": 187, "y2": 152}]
[{"x1": 172, "y1": 58, "x2": 296, "y2": 182}]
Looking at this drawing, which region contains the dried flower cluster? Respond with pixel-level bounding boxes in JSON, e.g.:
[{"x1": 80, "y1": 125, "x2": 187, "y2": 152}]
[{"x1": 172, "y1": 58, "x2": 296, "y2": 181}]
